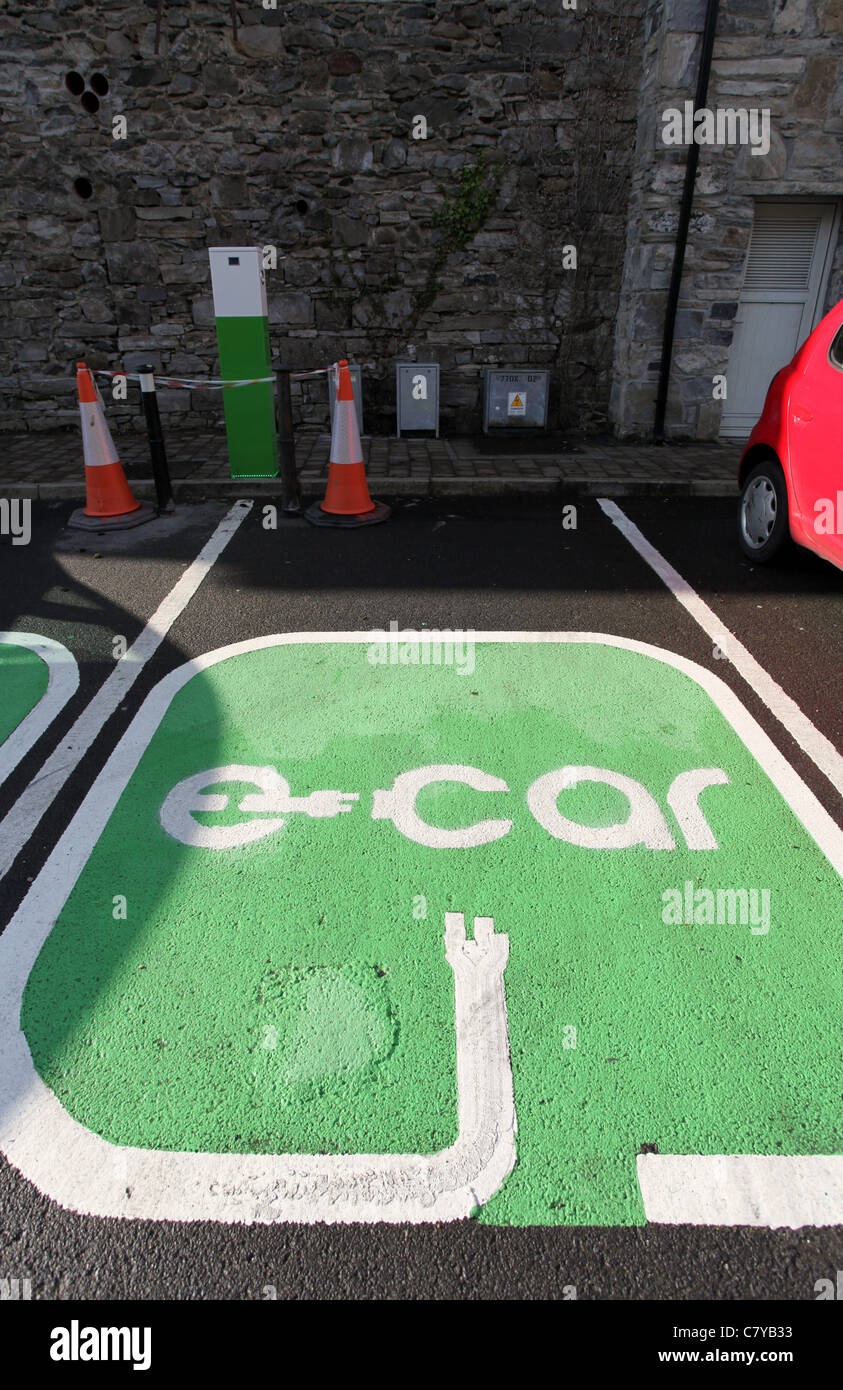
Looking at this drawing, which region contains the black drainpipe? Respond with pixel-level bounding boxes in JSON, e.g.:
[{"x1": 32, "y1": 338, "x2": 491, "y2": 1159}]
[{"x1": 653, "y1": 0, "x2": 721, "y2": 442}]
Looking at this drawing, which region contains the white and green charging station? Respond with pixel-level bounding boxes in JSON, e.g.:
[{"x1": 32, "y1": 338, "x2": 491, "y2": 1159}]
[{"x1": 208, "y1": 247, "x2": 278, "y2": 478}]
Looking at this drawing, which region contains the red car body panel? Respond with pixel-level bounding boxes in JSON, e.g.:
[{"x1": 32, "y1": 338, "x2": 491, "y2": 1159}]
[{"x1": 738, "y1": 297, "x2": 843, "y2": 571}]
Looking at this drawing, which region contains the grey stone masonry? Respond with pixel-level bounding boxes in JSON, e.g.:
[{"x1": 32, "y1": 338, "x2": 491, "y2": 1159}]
[
  {"x1": 611, "y1": 0, "x2": 843, "y2": 440},
  {"x1": 1, "y1": 0, "x2": 646, "y2": 438}
]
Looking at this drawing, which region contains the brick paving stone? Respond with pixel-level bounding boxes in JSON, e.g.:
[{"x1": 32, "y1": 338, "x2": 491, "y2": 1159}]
[{"x1": 0, "y1": 426, "x2": 741, "y2": 498}]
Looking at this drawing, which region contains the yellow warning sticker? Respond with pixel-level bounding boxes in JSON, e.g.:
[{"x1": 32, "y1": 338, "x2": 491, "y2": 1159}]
[{"x1": 507, "y1": 392, "x2": 526, "y2": 415}]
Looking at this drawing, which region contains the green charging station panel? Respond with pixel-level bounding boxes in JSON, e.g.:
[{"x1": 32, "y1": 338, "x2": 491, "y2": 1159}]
[{"x1": 209, "y1": 247, "x2": 278, "y2": 479}]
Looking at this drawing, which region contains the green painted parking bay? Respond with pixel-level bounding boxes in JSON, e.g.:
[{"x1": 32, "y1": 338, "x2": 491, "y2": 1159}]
[
  {"x1": 0, "y1": 633, "x2": 78, "y2": 785},
  {"x1": 10, "y1": 634, "x2": 843, "y2": 1226},
  {"x1": 0, "y1": 640, "x2": 49, "y2": 748}
]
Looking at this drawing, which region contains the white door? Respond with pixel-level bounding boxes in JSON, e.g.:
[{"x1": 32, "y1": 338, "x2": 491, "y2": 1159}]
[{"x1": 719, "y1": 201, "x2": 838, "y2": 438}]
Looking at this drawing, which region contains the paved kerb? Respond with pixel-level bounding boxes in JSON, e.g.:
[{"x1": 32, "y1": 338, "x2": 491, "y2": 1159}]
[{"x1": 2, "y1": 633, "x2": 842, "y2": 1227}]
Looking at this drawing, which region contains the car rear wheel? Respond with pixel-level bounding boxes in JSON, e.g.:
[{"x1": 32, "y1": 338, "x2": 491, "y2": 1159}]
[{"x1": 738, "y1": 458, "x2": 790, "y2": 563}]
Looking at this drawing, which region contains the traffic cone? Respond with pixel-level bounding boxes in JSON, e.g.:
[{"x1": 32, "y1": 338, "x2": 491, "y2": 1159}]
[
  {"x1": 68, "y1": 363, "x2": 155, "y2": 531},
  {"x1": 304, "y1": 360, "x2": 389, "y2": 527}
]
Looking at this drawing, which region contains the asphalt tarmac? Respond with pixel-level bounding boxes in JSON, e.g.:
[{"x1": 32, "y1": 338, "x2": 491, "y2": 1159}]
[{"x1": 1, "y1": 492, "x2": 842, "y2": 1302}]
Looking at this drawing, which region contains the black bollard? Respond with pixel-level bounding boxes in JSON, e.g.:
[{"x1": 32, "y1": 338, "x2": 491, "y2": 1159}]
[
  {"x1": 137, "y1": 365, "x2": 174, "y2": 514},
  {"x1": 275, "y1": 366, "x2": 301, "y2": 514}
]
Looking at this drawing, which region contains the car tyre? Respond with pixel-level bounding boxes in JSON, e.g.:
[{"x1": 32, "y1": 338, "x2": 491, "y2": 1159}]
[{"x1": 738, "y1": 457, "x2": 790, "y2": 563}]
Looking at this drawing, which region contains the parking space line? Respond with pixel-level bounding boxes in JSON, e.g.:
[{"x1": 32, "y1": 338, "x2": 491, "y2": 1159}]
[
  {"x1": 638, "y1": 1153, "x2": 843, "y2": 1228},
  {"x1": 0, "y1": 500, "x2": 252, "y2": 882},
  {"x1": 0, "y1": 633, "x2": 79, "y2": 786},
  {"x1": 598, "y1": 498, "x2": 843, "y2": 799}
]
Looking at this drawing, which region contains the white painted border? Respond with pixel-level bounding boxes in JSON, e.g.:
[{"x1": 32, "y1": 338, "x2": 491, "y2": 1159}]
[
  {"x1": 1, "y1": 631, "x2": 842, "y2": 1227},
  {"x1": 637, "y1": 1154, "x2": 843, "y2": 1228},
  {"x1": 0, "y1": 633, "x2": 79, "y2": 787},
  {"x1": 0, "y1": 500, "x2": 252, "y2": 880},
  {"x1": 598, "y1": 497, "x2": 843, "y2": 799}
]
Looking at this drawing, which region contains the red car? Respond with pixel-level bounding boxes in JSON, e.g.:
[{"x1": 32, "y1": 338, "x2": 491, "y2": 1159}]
[{"x1": 738, "y1": 297, "x2": 843, "y2": 570}]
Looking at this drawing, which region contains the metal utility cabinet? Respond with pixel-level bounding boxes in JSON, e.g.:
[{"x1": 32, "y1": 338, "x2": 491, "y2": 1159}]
[
  {"x1": 396, "y1": 362, "x2": 440, "y2": 437},
  {"x1": 482, "y1": 369, "x2": 550, "y2": 433}
]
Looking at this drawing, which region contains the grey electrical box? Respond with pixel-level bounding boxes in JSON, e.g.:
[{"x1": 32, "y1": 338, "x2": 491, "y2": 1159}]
[
  {"x1": 396, "y1": 362, "x2": 440, "y2": 437},
  {"x1": 328, "y1": 363, "x2": 364, "y2": 435},
  {"x1": 482, "y1": 369, "x2": 550, "y2": 433}
]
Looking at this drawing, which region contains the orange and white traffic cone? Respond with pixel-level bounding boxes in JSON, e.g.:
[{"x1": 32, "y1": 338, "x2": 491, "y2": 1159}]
[
  {"x1": 68, "y1": 363, "x2": 154, "y2": 531},
  {"x1": 304, "y1": 360, "x2": 389, "y2": 527}
]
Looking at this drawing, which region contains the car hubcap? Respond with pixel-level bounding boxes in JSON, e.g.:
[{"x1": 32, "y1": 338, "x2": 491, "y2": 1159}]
[{"x1": 741, "y1": 476, "x2": 777, "y2": 549}]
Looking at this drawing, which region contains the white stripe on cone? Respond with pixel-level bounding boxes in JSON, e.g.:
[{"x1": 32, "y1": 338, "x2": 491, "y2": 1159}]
[
  {"x1": 331, "y1": 399, "x2": 363, "y2": 468},
  {"x1": 79, "y1": 398, "x2": 122, "y2": 471}
]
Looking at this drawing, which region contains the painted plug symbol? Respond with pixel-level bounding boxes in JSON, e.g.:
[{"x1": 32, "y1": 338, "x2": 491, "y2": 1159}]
[
  {"x1": 160, "y1": 765, "x2": 359, "y2": 849},
  {"x1": 240, "y1": 783, "x2": 359, "y2": 817}
]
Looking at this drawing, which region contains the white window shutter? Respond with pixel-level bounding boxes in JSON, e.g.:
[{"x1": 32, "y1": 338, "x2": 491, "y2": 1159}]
[{"x1": 742, "y1": 208, "x2": 823, "y2": 293}]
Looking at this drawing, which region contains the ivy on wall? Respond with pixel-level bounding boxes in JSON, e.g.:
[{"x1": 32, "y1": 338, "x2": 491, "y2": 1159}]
[
  {"x1": 432, "y1": 153, "x2": 505, "y2": 255},
  {"x1": 518, "y1": 3, "x2": 639, "y2": 432},
  {"x1": 403, "y1": 152, "x2": 505, "y2": 337}
]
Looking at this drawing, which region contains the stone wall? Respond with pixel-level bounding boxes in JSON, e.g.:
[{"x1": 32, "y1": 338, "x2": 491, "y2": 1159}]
[
  {"x1": 611, "y1": 0, "x2": 843, "y2": 440},
  {"x1": 1, "y1": 0, "x2": 645, "y2": 437}
]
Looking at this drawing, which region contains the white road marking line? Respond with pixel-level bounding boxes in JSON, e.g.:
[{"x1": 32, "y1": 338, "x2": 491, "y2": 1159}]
[
  {"x1": 0, "y1": 633, "x2": 79, "y2": 786},
  {"x1": 2, "y1": 632, "x2": 842, "y2": 1226},
  {"x1": 637, "y1": 1154, "x2": 843, "y2": 1229},
  {"x1": 597, "y1": 497, "x2": 843, "y2": 798},
  {"x1": 0, "y1": 500, "x2": 252, "y2": 881}
]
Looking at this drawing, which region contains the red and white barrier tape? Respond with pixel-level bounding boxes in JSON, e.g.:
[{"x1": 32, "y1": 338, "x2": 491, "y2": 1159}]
[
  {"x1": 92, "y1": 369, "x2": 274, "y2": 390},
  {"x1": 90, "y1": 364, "x2": 339, "y2": 389},
  {"x1": 290, "y1": 365, "x2": 338, "y2": 380}
]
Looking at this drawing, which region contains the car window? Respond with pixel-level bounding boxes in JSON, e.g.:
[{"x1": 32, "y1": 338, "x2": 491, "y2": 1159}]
[{"x1": 830, "y1": 325, "x2": 843, "y2": 370}]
